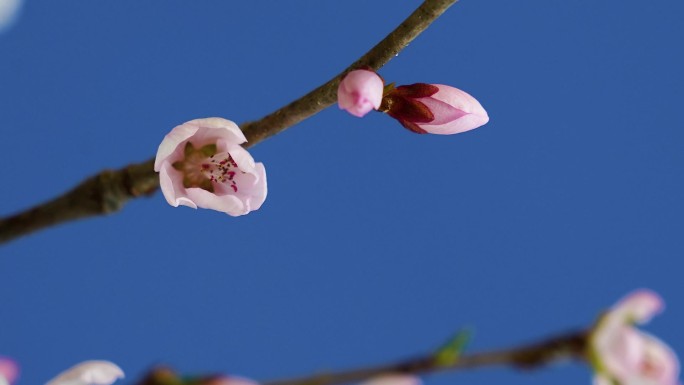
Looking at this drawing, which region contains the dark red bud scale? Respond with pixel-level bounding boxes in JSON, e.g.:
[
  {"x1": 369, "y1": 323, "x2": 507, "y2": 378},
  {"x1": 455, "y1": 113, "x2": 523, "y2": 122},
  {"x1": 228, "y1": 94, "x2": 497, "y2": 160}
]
[
  {"x1": 394, "y1": 83, "x2": 439, "y2": 98},
  {"x1": 388, "y1": 98, "x2": 435, "y2": 123},
  {"x1": 399, "y1": 120, "x2": 428, "y2": 134},
  {"x1": 380, "y1": 83, "x2": 441, "y2": 134}
]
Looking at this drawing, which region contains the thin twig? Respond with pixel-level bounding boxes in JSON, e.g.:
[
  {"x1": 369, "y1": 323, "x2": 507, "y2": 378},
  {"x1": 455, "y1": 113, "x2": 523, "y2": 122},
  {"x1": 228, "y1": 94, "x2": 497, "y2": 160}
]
[
  {"x1": 135, "y1": 330, "x2": 589, "y2": 385},
  {"x1": 262, "y1": 330, "x2": 588, "y2": 385},
  {"x1": 0, "y1": 0, "x2": 458, "y2": 245}
]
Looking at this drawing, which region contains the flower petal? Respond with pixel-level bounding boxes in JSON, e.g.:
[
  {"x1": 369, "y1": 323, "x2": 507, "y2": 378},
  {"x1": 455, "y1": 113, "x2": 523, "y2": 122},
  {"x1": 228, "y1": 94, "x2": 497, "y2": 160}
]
[
  {"x1": 613, "y1": 290, "x2": 664, "y2": 325},
  {"x1": 361, "y1": 375, "x2": 422, "y2": 385},
  {"x1": 431, "y1": 85, "x2": 488, "y2": 118},
  {"x1": 190, "y1": 118, "x2": 247, "y2": 147},
  {"x1": 597, "y1": 326, "x2": 647, "y2": 381},
  {"x1": 234, "y1": 162, "x2": 267, "y2": 211},
  {"x1": 640, "y1": 332, "x2": 680, "y2": 385},
  {"x1": 419, "y1": 85, "x2": 489, "y2": 135},
  {"x1": 417, "y1": 97, "x2": 468, "y2": 125},
  {"x1": 0, "y1": 357, "x2": 19, "y2": 385},
  {"x1": 419, "y1": 114, "x2": 489, "y2": 135},
  {"x1": 592, "y1": 374, "x2": 613, "y2": 385},
  {"x1": 159, "y1": 162, "x2": 197, "y2": 209},
  {"x1": 155, "y1": 118, "x2": 247, "y2": 171},
  {"x1": 185, "y1": 187, "x2": 247, "y2": 216},
  {"x1": 155, "y1": 122, "x2": 201, "y2": 171},
  {"x1": 227, "y1": 145, "x2": 257, "y2": 172},
  {"x1": 46, "y1": 361, "x2": 124, "y2": 385}
]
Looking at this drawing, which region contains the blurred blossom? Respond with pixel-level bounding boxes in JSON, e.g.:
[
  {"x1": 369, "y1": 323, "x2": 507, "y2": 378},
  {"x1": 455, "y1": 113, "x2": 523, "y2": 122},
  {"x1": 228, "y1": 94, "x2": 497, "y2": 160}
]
[
  {"x1": 155, "y1": 117, "x2": 267, "y2": 216},
  {"x1": 381, "y1": 83, "x2": 488, "y2": 135},
  {"x1": 45, "y1": 360, "x2": 124, "y2": 385},
  {"x1": 590, "y1": 290, "x2": 680, "y2": 385},
  {"x1": 203, "y1": 376, "x2": 261, "y2": 385},
  {"x1": 0, "y1": 357, "x2": 19, "y2": 385},
  {"x1": 338, "y1": 69, "x2": 384, "y2": 117},
  {"x1": 0, "y1": 0, "x2": 23, "y2": 32},
  {"x1": 136, "y1": 367, "x2": 260, "y2": 385},
  {"x1": 360, "y1": 375, "x2": 421, "y2": 385}
]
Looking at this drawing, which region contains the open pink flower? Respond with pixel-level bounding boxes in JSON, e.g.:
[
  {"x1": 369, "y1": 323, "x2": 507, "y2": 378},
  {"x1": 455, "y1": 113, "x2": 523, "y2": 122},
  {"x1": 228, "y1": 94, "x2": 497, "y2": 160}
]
[
  {"x1": 155, "y1": 118, "x2": 267, "y2": 216},
  {"x1": 46, "y1": 360, "x2": 124, "y2": 385},
  {"x1": 338, "y1": 69, "x2": 384, "y2": 117},
  {"x1": 381, "y1": 83, "x2": 488, "y2": 135},
  {"x1": 0, "y1": 357, "x2": 19, "y2": 385},
  {"x1": 590, "y1": 290, "x2": 680, "y2": 385}
]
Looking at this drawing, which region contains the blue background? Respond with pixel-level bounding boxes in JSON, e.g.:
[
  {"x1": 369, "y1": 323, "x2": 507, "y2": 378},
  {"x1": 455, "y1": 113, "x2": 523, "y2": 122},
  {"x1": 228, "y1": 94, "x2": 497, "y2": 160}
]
[{"x1": 1, "y1": 1, "x2": 682, "y2": 384}]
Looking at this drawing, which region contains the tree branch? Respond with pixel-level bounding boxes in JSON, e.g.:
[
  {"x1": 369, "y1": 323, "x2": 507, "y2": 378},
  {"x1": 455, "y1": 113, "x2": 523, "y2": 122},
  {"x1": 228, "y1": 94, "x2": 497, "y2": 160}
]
[
  {"x1": 0, "y1": 0, "x2": 458, "y2": 245},
  {"x1": 262, "y1": 330, "x2": 588, "y2": 385},
  {"x1": 135, "y1": 330, "x2": 589, "y2": 385}
]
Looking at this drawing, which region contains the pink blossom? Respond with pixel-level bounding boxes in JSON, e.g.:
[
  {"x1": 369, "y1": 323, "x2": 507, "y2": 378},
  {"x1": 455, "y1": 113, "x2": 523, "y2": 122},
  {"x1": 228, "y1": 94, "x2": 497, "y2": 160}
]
[
  {"x1": 338, "y1": 69, "x2": 384, "y2": 117},
  {"x1": 46, "y1": 360, "x2": 124, "y2": 385},
  {"x1": 0, "y1": 357, "x2": 19, "y2": 385},
  {"x1": 360, "y1": 375, "x2": 421, "y2": 385},
  {"x1": 381, "y1": 83, "x2": 488, "y2": 135},
  {"x1": 590, "y1": 290, "x2": 680, "y2": 385},
  {"x1": 155, "y1": 118, "x2": 267, "y2": 216}
]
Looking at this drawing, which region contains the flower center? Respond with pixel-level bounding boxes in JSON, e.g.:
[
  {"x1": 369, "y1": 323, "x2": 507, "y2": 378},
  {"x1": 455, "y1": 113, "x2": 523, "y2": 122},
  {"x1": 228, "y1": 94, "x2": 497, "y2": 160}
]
[
  {"x1": 172, "y1": 142, "x2": 240, "y2": 193},
  {"x1": 640, "y1": 354, "x2": 664, "y2": 378}
]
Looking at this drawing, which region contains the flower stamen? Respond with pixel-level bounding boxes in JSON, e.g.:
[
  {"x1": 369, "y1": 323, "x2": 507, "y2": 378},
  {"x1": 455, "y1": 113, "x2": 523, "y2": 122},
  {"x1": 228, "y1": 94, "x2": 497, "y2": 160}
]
[{"x1": 172, "y1": 142, "x2": 241, "y2": 193}]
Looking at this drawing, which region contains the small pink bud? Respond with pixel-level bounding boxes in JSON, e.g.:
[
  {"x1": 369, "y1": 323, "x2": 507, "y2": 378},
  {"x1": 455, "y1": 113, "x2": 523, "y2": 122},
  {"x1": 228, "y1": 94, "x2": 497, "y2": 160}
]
[
  {"x1": 382, "y1": 83, "x2": 488, "y2": 135},
  {"x1": 0, "y1": 357, "x2": 19, "y2": 385},
  {"x1": 46, "y1": 360, "x2": 124, "y2": 385},
  {"x1": 590, "y1": 290, "x2": 680, "y2": 385},
  {"x1": 338, "y1": 69, "x2": 384, "y2": 117},
  {"x1": 154, "y1": 118, "x2": 268, "y2": 216}
]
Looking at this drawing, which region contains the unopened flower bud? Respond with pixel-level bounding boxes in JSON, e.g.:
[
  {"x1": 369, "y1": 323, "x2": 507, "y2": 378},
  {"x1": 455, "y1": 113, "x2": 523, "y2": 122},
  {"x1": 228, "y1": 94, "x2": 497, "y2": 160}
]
[
  {"x1": 381, "y1": 83, "x2": 488, "y2": 135},
  {"x1": 338, "y1": 69, "x2": 384, "y2": 117}
]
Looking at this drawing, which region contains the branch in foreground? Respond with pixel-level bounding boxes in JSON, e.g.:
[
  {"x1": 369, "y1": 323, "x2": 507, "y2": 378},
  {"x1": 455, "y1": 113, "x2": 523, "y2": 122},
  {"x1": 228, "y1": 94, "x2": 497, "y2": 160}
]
[
  {"x1": 262, "y1": 330, "x2": 588, "y2": 385},
  {"x1": 135, "y1": 330, "x2": 588, "y2": 385},
  {"x1": 0, "y1": 0, "x2": 458, "y2": 245}
]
